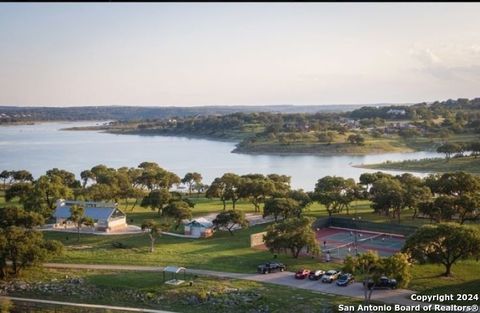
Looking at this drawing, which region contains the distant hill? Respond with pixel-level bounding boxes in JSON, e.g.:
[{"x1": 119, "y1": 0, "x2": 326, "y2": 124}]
[{"x1": 0, "y1": 104, "x2": 396, "y2": 122}]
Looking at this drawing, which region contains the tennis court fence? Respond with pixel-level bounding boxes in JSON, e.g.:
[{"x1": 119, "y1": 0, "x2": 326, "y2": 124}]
[{"x1": 313, "y1": 217, "x2": 418, "y2": 236}]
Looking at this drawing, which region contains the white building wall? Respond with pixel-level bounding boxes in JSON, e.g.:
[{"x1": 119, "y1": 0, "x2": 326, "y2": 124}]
[{"x1": 107, "y1": 217, "x2": 127, "y2": 232}]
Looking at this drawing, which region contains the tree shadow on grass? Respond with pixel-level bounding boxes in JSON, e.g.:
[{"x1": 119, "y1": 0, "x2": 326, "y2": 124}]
[{"x1": 420, "y1": 279, "x2": 480, "y2": 304}]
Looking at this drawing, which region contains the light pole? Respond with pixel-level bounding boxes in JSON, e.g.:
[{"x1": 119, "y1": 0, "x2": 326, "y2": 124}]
[{"x1": 352, "y1": 216, "x2": 361, "y2": 256}]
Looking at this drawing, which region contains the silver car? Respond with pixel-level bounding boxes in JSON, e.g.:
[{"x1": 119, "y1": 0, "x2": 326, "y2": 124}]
[{"x1": 321, "y1": 270, "x2": 341, "y2": 283}]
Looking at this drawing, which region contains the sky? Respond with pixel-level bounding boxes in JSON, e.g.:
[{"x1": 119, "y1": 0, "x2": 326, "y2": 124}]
[{"x1": 1, "y1": 3, "x2": 480, "y2": 107}]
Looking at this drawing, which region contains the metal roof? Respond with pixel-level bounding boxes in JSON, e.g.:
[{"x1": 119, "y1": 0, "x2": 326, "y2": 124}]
[
  {"x1": 54, "y1": 206, "x2": 118, "y2": 220},
  {"x1": 163, "y1": 266, "x2": 186, "y2": 273},
  {"x1": 184, "y1": 217, "x2": 213, "y2": 228}
]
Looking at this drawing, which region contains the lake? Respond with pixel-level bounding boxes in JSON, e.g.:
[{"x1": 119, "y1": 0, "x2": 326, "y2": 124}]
[{"x1": 0, "y1": 122, "x2": 441, "y2": 190}]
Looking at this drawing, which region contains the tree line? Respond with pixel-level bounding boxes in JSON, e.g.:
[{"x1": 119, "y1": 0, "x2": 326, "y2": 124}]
[
  {"x1": 3, "y1": 165, "x2": 480, "y2": 227},
  {"x1": 332, "y1": 171, "x2": 480, "y2": 224},
  {"x1": 436, "y1": 141, "x2": 480, "y2": 160},
  {"x1": 2, "y1": 164, "x2": 480, "y2": 280}
]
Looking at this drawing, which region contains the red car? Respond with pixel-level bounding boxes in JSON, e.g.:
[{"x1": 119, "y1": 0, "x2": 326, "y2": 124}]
[{"x1": 294, "y1": 269, "x2": 311, "y2": 279}]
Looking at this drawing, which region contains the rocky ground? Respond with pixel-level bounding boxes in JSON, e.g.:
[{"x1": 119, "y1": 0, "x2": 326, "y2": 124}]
[{"x1": 0, "y1": 275, "x2": 273, "y2": 313}]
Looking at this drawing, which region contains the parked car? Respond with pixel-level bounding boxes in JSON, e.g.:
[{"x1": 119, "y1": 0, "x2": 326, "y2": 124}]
[
  {"x1": 321, "y1": 270, "x2": 341, "y2": 283},
  {"x1": 308, "y1": 270, "x2": 326, "y2": 280},
  {"x1": 257, "y1": 262, "x2": 286, "y2": 274},
  {"x1": 336, "y1": 273, "x2": 355, "y2": 286},
  {"x1": 294, "y1": 269, "x2": 311, "y2": 279},
  {"x1": 363, "y1": 276, "x2": 397, "y2": 289}
]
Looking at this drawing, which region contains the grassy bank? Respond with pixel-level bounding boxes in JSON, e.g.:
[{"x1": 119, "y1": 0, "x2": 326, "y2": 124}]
[
  {"x1": 233, "y1": 132, "x2": 413, "y2": 155},
  {"x1": 6, "y1": 268, "x2": 361, "y2": 313},
  {"x1": 64, "y1": 123, "x2": 480, "y2": 156},
  {"x1": 360, "y1": 155, "x2": 480, "y2": 174}
]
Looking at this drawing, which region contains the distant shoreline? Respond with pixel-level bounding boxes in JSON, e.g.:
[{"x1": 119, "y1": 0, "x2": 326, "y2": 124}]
[
  {"x1": 1, "y1": 120, "x2": 110, "y2": 127},
  {"x1": 63, "y1": 125, "x2": 417, "y2": 156},
  {"x1": 0, "y1": 121, "x2": 37, "y2": 126},
  {"x1": 355, "y1": 156, "x2": 480, "y2": 175}
]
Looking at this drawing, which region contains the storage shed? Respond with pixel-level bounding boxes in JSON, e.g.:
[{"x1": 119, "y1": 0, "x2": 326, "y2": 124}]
[{"x1": 184, "y1": 218, "x2": 214, "y2": 238}]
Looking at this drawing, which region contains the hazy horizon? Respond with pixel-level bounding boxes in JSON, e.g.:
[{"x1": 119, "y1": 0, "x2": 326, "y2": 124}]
[
  {"x1": 1, "y1": 3, "x2": 480, "y2": 107},
  {"x1": 0, "y1": 102, "x2": 410, "y2": 108}
]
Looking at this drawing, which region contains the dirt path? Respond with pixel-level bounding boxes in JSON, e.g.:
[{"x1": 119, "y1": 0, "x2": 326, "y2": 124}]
[{"x1": 42, "y1": 263, "x2": 428, "y2": 307}]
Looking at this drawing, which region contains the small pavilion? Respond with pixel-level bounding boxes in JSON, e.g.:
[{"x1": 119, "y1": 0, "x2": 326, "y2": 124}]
[{"x1": 163, "y1": 266, "x2": 187, "y2": 285}]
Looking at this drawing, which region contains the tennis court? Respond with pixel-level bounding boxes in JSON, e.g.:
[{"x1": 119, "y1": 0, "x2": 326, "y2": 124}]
[{"x1": 316, "y1": 227, "x2": 405, "y2": 259}]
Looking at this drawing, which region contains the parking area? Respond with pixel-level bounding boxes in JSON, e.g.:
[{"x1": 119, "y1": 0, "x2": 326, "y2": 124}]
[
  {"x1": 243, "y1": 271, "x2": 424, "y2": 307},
  {"x1": 44, "y1": 262, "x2": 427, "y2": 307}
]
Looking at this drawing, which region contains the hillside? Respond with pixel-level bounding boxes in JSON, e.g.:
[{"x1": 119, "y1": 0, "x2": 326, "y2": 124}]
[{"x1": 0, "y1": 104, "x2": 375, "y2": 123}]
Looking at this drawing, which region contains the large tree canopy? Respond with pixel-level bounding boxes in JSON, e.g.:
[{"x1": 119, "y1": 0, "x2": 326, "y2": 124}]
[
  {"x1": 313, "y1": 176, "x2": 357, "y2": 216},
  {"x1": 370, "y1": 177, "x2": 406, "y2": 220},
  {"x1": 141, "y1": 189, "x2": 172, "y2": 215},
  {"x1": 163, "y1": 200, "x2": 193, "y2": 230},
  {"x1": 343, "y1": 251, "x2": 411, "y2": 305},
  {"x1": 212, "y1": 210, "x2": 248, "y2": 236},
  {"x1": 181, "y1": 172, "x2": 203, "y2": 195},
  {"x1": 0, "y1": 207, "x2": 44, "y2": 228},
  {"x1": 0, "y1": 207, "x2": 63, "y2": 279},
  {"x1": 403, "y1": 223, "x2": 480, "y2": 276},
  {"x1": 206, "y1": 173, "x2": 242, "y2": 210},
  {"x1": 264, "y1": 217, "x2": 319, "y2": 258},
  {"x1": 396, "y1": 173, "x2": 431, "y2": 219},
  {"x1": 263, "y1": 198, "x2": 300, "y2": 221},
  {"x1": 238, "y1": 174, "x2": 276, "y2": 213},
  {"x1": 137, "y1": 162, "x2": 180, "y2": 191},
  {"x1": 437, "y1": 142, "x2": 463, "y2": 160}
]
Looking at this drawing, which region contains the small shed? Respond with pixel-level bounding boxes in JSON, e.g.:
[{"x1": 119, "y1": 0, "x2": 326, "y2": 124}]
[
  {"x1": 163, "y1": 266, "x2": 186, "y2": 285},
  {"x1": 184, "y1": 218, "x2": 214, "y2": 238}
]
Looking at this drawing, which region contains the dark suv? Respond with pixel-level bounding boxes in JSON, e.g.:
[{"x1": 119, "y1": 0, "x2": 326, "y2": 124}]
[
  {"x1": 336, "y1": 273, "x2": 355, "y2": 286},
  {"x1": 257, "y1": 262, "x2": 286, "y2": 274},
  {"x1": 363, "y1": 276, "x2": 397, "y2": 289}
]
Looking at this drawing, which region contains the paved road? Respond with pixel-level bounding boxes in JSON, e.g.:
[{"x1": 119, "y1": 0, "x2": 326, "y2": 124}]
[
  {"x1": 0, "y1": 295, "x2": 175, "y2": 313},
  {"x1": 43, "y1": 263, "x2": 428, "y2": 307}
]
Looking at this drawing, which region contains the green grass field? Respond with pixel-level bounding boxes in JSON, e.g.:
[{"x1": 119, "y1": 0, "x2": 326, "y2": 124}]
[
  {"x1": 44, "y1": 223, "x2": 331, "y2": 273},
  {"x1": 35, "y1": 226, "x2": 480, "y2": 307},
  {"x1": 409, "y1": 260, "x2": 480, "y2": 305}
]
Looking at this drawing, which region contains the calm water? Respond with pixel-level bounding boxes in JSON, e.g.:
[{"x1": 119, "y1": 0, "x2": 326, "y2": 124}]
[{"x1": 0, "y1": 122, "x2": 441, "y2": 190}]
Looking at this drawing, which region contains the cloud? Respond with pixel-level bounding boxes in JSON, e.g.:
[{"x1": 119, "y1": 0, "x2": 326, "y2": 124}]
[
  {"x1": 409, "y1": 48, "x2": 442, "y2": 66},
  {"x1": 409, "y1": 47, "x2": 480, "y2": 82},
  {"x1": 470, "y1": 44, "x2": 480, "y2": 54}
]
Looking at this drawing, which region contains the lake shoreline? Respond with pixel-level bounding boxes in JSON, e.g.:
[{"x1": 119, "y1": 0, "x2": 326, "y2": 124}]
[
  {"x1": 1, "y1": 120, "x2": 111, "y2": 127},
  {"x1": 231, "y1": 146, "x2": 414, "y2": 157},
  {"x1": 355, "y1": 155, "x2": 480, "y2": 175},
  {"x1": 63, "y1": 126, "x2": 421, "y2": 157},
  {"x1": 0, "y1": 121, "x2": 441, "y2": 190}
]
